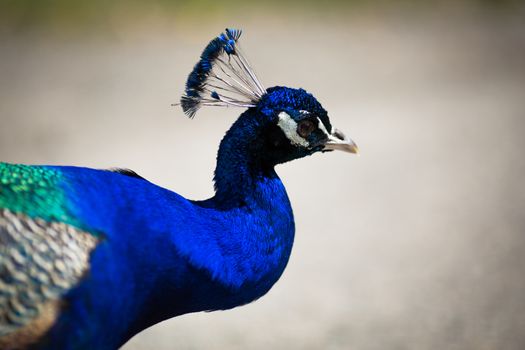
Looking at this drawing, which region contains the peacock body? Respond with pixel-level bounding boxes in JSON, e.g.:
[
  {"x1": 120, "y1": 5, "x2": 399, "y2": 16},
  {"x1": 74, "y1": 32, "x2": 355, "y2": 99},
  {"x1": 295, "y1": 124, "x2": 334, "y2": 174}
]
[{"x1": 0, "y1": 29, "x2": 357, "y2": 350}]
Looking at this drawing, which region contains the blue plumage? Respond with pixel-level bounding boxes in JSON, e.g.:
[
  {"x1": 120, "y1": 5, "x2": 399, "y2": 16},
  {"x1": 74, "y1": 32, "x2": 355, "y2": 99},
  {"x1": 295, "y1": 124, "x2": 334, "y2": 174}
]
[
  {"x1": 0, "y1": 29, "x2": 358, "y2": 349},
  {"x1": 34, "y1": 166, "x2": 292, "y2": 349}
]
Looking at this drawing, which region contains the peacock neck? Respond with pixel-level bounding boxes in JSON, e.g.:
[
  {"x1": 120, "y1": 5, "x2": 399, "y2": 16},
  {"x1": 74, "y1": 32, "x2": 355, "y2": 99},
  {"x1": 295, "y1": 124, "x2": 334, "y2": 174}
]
[{"x1": 211, "y1": 111, "x2": 273, "y2": 208}]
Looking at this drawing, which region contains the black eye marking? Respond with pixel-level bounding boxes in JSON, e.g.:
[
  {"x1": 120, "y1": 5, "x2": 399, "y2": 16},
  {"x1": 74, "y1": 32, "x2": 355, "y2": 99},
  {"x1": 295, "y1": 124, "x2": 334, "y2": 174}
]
[{"x1": 297, "y1": 119, "x2": 316, "y2": 138}]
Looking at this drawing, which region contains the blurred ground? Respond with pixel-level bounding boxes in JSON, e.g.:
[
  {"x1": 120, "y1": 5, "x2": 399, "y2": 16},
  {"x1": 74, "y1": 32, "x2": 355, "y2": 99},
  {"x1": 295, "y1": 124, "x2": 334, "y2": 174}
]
[{"x1": 1, "y1": 2, "x2": 525, "y2": 349}]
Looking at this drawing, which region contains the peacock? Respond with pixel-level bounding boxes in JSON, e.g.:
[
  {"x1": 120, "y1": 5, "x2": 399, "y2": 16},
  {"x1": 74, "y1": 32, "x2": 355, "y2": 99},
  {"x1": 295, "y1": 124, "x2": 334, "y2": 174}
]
[{"x1": 0, "y1": 28, "x2": 358, "y2": 350}]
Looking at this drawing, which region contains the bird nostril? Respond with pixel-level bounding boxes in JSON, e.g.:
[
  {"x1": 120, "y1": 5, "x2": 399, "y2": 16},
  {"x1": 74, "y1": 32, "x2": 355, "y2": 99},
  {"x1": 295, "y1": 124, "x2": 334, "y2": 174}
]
[{"x1": 333, "y1": 128, "x2": 347, "y2": 141}]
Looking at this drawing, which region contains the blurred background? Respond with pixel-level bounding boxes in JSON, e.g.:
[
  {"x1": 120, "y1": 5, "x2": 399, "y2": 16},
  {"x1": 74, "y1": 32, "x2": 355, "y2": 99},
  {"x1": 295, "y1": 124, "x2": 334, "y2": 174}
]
[{"x1": 1, "y1": 1, "x2": 525, "y2": 349}]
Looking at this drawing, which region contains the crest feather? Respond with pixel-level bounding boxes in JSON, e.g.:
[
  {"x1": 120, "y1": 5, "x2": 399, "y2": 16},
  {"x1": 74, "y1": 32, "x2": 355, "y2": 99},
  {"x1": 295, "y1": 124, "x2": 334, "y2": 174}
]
[{"x1": 178, "y1": 28, "x2": 266, "y2": 118}]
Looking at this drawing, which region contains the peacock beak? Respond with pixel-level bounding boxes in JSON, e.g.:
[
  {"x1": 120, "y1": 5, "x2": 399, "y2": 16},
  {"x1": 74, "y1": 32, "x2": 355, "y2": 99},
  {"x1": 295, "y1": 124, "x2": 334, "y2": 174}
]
[{"x1": 323, "y1": 128, "x2": 359, "y2": 154}]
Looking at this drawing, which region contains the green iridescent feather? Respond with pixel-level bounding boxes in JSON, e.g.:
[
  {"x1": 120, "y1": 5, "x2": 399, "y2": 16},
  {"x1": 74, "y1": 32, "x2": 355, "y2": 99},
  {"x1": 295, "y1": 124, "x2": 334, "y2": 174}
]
[
  {"x1": 0, "y1": 164, "x2": 99, "y2": 342},
  {"x1": 0, "y1": 163, "x2": 79, "y2": 227}
]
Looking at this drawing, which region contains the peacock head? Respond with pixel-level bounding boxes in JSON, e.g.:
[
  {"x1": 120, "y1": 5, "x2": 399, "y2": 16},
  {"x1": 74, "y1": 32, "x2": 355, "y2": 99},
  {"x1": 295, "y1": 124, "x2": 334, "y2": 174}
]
[{"x1": 177, "y1": 28, "x2": 358, "y2": 166}]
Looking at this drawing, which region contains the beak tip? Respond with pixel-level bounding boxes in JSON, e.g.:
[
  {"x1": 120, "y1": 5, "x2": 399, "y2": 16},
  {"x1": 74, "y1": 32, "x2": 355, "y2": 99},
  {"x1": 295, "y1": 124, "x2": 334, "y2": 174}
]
[
  {"x1": 324, "y1": 128, "x2": 359, "y2": 155},
  {"x1": 350, "y1": 143, "x2": 360, "y2": 155}
]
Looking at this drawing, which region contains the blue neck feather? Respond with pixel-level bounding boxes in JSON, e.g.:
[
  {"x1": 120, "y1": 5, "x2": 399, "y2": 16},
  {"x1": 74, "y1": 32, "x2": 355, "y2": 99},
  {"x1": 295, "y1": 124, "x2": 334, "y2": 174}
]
[{"x1": 211, "y1": 109, "x2": 270, "y2": 207}]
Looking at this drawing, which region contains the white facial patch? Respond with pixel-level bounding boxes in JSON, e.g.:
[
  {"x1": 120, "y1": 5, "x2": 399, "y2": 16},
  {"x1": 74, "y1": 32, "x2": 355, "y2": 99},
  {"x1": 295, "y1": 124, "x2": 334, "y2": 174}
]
[
  {"x1": 277, "y1": 112, "x2": 310, "y2": 147},
  {"x1": 317, "y1": 117, "x2": 330, "y2": 137}
]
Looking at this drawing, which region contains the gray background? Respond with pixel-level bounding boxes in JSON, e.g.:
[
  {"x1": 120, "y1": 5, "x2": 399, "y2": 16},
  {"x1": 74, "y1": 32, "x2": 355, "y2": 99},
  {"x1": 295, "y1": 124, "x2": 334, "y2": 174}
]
[{"x1": 1, "y1": 2, "x2": 525, "y2": 349}]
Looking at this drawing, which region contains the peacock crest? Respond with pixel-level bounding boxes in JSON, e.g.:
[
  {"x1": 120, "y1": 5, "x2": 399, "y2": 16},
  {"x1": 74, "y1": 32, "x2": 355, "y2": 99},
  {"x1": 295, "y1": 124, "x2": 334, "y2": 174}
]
[{"x1": 178, "y1": 28, "x2": 266, "y2": 118}]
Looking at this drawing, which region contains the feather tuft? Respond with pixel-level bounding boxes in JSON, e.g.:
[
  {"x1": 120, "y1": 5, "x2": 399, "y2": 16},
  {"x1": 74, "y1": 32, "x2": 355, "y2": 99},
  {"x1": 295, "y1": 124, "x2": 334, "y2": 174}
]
[{"x1": 178, "y1": 28, "x2": 266, "y2": 118}]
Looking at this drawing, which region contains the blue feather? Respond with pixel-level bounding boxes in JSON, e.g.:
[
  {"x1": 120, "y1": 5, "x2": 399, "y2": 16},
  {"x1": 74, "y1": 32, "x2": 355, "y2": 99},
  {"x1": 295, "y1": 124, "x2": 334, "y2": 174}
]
[{"x1": 225, "y1": 28, "x2": 242, "y2": 41}]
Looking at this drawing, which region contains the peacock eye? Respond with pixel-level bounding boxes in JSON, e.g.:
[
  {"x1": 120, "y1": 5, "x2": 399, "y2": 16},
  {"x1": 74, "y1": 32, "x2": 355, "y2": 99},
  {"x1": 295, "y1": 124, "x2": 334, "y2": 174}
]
[{"x1": 297, "y1": 119, "x2": 316, "y2": 138}]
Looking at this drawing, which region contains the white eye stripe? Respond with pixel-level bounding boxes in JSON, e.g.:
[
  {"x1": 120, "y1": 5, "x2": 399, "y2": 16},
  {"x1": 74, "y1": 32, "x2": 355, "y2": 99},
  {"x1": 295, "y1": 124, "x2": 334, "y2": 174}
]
[
  {"x1": 277, "y1": 112, "x2": 310, "y2": 147},
  {"x1": 317, "y1": 117, "x2": 330, "y2": 137}
]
